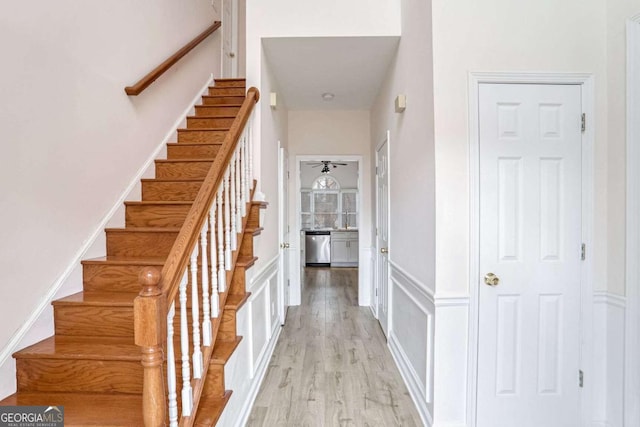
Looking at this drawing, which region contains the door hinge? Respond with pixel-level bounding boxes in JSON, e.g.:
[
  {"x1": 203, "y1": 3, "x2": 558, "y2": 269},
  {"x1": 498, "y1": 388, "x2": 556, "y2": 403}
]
[
  {"x1": 375, "y1": 288, "x2": 378, "y2": 297},
  {"x1": 579, "y1": 370, "x2": 584, "y2": 388},
  {"x1": 581, "y1": 113, "x2": 586, "y2": 132},
  {"x1": 581, "y1": 243, "x2": 586, "y2": 261}
]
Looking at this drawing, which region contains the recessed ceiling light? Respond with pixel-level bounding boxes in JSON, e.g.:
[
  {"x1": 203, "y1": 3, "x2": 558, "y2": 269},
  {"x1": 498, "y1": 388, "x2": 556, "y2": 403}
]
[{"x1": 321, "y1": 92, "x2": 335, "y2": 101}]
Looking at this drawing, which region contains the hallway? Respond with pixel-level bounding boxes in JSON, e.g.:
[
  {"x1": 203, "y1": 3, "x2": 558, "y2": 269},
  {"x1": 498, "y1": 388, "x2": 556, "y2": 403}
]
[{"x1": 247, "y1": 268, "x2": 423, "y2": 426}]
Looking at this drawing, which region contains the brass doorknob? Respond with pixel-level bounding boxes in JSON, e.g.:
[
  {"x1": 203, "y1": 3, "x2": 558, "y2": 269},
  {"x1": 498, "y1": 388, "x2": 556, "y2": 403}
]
[
  {"x1": 484, "y1": 273, "x2": 500, "y2": 287},
  {"x1": 380, "y1": 247, "x2": 389, "y2": 254}
]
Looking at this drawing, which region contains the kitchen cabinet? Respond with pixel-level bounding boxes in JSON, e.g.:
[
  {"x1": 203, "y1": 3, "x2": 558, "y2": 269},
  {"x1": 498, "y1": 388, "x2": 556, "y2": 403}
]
[{"x1": 330, "y1": 231, "x2": 358, "y2": 267}]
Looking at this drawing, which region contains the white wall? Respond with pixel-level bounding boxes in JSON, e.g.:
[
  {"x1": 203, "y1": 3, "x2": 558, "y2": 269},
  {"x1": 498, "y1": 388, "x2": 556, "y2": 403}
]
[
  {"x1": 248, "y1": 44, "x2": 289, "y2": 298},
  {"x1": 0, "y1": 0, "x2": 221, "y2": 398},
  {"x1": 430, "y1": 0, "x2": 609, "y2": 425},
  {"x1": 300, "y1": 162, "x2": 359, "y2": 189},
  {"x1": 368, "y1": 0, "x2": 435, "y2": 424}
]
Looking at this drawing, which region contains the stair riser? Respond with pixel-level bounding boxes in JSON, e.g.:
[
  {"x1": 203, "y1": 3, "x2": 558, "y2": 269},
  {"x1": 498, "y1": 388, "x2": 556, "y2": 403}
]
[
  {"x1": 82, "y1": 264, "x2": 148, "y2": 293},
  {"x1": 167, "y1": 144, "x2": 221, "y2": 160},
  {"x1": 155, "y1": 161, "x2": 213, "y2": 179},
  {"x1": 213, "y1": 80, "x2": 246, "y2": 88},
  {"x1": 187, "y1": 117, "x2": 235, "y2": 129},
  {"x1": 177, "y1": 130, "x2": 227, "y2": 143},
  {"x1": 194, "y1": 106, "x2": 241, "y2": 117},
  {"x1": 55, "y1": 306, "x2": 133, "y2": 338},
  {"x1": 208, "y1": 87, "x2": 245, "y2": 96},
  {"x1": 229, "y1": 268, "x2": 247, "y2": 295},
  {"x1": 239, "y1": 233, "x2": 255, "y2": 258},
  {"x1": 218, "y1": 310, "x2": 237, "y2": 341},
  {"x1": 202, "y1": 96, "x2": 245, "y2": 106},
  {"x1": 142, "y1": 181, "x2": 203, "y2": 201},
  {"x1": 201, "y1": 365, "x2": 225, "y2": 399},
  {"x1": 125, "y1": 204, "x2": 191, "y2": 228},
  {"x1": 106, "y1": 231, "x2": 178, "y2": 258},
  {"x1": 16, "y1": 359, "x2": 142, "y2": 394}
]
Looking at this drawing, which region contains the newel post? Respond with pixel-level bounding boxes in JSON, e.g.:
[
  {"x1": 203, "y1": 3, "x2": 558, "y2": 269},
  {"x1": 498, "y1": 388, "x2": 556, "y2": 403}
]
[{"x1": 134, "y1": 267, "x2": 167, "y2": 427}]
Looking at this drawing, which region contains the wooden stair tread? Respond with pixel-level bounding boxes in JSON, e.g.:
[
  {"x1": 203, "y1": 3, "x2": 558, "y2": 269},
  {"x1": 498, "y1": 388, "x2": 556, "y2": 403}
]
[
  {"x1": 14, "y1": 336, "x2": 139, "y2": 360},
  {"x1": 165, "y1": 142, "x2": 222, "y2": 147},
  {"x1": 211, "y1": 336, "x2": 242, "y2": 365},
  {"x1": 0, "y1": 392, "x2": 144, "y2": 426},
  {"x1": 187, "y1": 114, "x2": 237, "y2": 119},
  {"x1": 225, "y1": 292, "x2": 250, "y2": 310},
  {"x1": 177, "y1": 127, "x2": 230, "y2": 131},
  {"x1": 105, "y1": 227, "x2": 181, "y2": 232},
  {"x1": 193, "y1": 390, "x2": 232, "y2": 427},
  {"x1": 53, "y1": 291, "x2": 137, "y2": 306},
  {"x1": 124, "y1": 200, "x2": 194, "y2": 206},
  {"x1": 196, "y1": 103, "x2": 243, "y2": 108},
  {"x1": 155, "y1": 158, "x2": 216, "y2": 163},
  {"x1": 235, "y1": 256, "x2": 258, "y2": 268},
  {"x1": 141, "y1": 177, "x2": 205, "y2": 183},
  {"x1": 82, "y1": 256, "x2": 166, "y2": 266}
]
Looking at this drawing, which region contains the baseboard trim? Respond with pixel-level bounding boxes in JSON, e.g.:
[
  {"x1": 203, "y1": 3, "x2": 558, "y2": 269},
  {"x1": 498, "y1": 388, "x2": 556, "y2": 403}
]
[
  {"x1": 389, "y1": 332, "x2": 433, "y2": 427},
  {"x1": 0, "y1": 74, "x2": 215, "y2": 390}
]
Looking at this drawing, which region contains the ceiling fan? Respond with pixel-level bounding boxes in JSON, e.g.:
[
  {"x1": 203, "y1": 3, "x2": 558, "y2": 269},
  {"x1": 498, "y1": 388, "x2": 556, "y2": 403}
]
[{"x1": 308, "y1": 160, "x2": 348, "y2": 174}]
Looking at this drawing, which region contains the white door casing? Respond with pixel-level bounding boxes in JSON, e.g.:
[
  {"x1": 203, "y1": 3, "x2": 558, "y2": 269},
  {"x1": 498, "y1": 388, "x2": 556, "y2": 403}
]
[
  {"x1": 626, "y1": 16, "x2": 640, "y2": 427},
  {"x1": 376, "y1": 134, "x2": 390, "y2": 337},
  {"x1": 476, "y1": 83, "x2": 584, "y2": 427},
  {"x1": 221, "y1": 0, "x2": 238, "y2": 78},
  {"x1": 278, "y1": 142, "x2": 290, "y2": 324}
]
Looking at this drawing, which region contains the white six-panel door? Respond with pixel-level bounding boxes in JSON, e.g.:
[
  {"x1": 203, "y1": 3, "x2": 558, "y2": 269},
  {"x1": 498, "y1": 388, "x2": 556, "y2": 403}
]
[
  {"x1": 376, "y1": 137, "x2": 390, "y2": 337},
  {"x1": 477, "y1": 83, "x2": 583, "y2": 427}
]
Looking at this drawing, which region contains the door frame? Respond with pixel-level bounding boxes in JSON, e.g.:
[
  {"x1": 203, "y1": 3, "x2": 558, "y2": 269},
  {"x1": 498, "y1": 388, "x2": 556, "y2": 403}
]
[
  {"x1": 468, "y1": 72, "x2": 595, "y2": 427},
  {"x1": 277, "y1": 141, "x2": 289, "y2": 325},
  {"x1": 626, "y1": 15, "x2": 640, "y2": 427},
  {"x1": 291, "y1": 155, "x2": 365, "y2": 306},
  {"x1": 221, "y1": 0, "x2": 238, "y2": 78},
  {"x1": 374, "y1": 131, "x2": 391, "y2": 325}
]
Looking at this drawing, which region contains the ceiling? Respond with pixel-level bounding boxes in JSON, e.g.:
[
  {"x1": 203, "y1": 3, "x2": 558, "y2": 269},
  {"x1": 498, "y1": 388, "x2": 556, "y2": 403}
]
[{"x1": 262, "y1": 36, "x2": 400, "y2": 110}]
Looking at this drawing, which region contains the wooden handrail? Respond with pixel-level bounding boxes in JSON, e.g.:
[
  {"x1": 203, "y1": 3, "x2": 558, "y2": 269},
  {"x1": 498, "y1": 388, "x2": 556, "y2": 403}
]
[
  {"x1": 125, "y1": 21, "x2": 222, "y2": 96},
  {"x1": 160, "y1": 86, "x2": 259, "y2": 304}
]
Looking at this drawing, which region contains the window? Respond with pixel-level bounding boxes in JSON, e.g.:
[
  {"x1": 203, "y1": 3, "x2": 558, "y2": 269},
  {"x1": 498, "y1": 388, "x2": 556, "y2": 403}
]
[{"x1": 302, "y1": 176, "x2": 358, "y2": 229}]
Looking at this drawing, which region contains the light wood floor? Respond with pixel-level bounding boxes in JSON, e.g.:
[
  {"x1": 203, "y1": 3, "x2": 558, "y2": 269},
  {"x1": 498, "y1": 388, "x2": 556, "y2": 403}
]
[{"x1": 247, "y1": 267, "x2": 423, "y2": 427}]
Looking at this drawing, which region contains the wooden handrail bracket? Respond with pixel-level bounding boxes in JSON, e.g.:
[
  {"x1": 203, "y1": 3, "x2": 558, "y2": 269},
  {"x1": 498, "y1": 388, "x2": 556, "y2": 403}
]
[{"x1": 125, "y1": 20, "x2": 222, "y2": 96}]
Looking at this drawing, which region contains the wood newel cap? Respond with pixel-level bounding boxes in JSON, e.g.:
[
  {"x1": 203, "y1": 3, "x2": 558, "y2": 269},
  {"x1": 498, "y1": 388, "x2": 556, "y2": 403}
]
[
  {"x1": 139, "y1": 267, "x2": 162, "y2": 297},
  {"x1": 248, "y1": 87, "x2": 260, "y2": 102}
]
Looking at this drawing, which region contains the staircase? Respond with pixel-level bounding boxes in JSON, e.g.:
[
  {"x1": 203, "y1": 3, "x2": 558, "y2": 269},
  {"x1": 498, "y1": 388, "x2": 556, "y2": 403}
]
[{"x1": 0, "y1": 78, "x2": 265, "y2": 426}]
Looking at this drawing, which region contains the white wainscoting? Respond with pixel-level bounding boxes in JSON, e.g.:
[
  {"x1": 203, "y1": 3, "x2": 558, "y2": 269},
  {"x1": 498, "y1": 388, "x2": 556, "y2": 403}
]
[
  {"x1": 217, "y1": 256, "x2": 282, "y2": 427},
  {"x1": 388, "y1": 261, "x2": 435, "y2": 426},
  {"x1": 592, "y1": 291, "x2": 626, "y2": 427},
  {"x1": 432, "y1": 295, "x2": 470, "y2": 427}
]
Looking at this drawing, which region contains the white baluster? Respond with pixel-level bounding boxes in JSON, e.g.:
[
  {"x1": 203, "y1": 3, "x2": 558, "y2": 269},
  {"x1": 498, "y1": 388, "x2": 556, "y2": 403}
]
[
  {"x1": 209, "y1": 206, "x2": 220, "y2": 318},
  {"x1": 179, "y1": 271, "x2": 193, "y2": 416},
  {"x1": 200, "y1": 222, "x2": 211, "y2": 347},
  {"x1": 190, "y1": 247, "x2": 202, "y2": 379},
  {"x1": 224, "y1": 167, "x2": 232, "y2": 271},
  {"x1": 167, "y1": 303, "x2": 178, "y2": 427},
  {"x1": 248, "y1": 116, "x2": 254, "y2": 186},
  {"x1": 241, "y1": 135, "x2": 248, "y2": 216},
  {"x1": 230, "y1": 153, "x2": 238, "y2": 251},
  {"x1": 217, "y1": 188, "x2": 227, "y2": 292},
  {"x1": 235, "y1": 147, "x2": 243, "y2": 233}
]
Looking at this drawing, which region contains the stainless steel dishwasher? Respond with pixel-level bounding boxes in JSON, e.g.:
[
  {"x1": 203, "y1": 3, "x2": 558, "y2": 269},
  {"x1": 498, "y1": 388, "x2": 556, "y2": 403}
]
[{"x1": 305, "y1": 231, "x2": 331, "y2": 266}]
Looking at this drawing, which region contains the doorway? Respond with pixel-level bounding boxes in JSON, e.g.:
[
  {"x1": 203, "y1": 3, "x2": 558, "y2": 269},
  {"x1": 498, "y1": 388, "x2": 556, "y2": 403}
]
[
  {"x1": 469, "y1": 73, "x2": 594, "y2": 427},
  {"x1": 292, "y1": 155, "x2": 365, "y2": 306},
  {"x1": 375, "y1": 133, "x2": 390, "y2": 336}
]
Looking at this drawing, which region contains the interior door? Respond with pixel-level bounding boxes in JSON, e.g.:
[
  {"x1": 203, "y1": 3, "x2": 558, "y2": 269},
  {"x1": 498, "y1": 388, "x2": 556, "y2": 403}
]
[
  {"x1": 221, "y1": 0, "x2": 238, "y2": 78},
  {"x1": 278, "y1": 143, "x2": 290, "y2": 324},
  {"x1": 376, "y1": 136, "x2": 390, "y2": 337},
  {"x1": 476, "y1": 83, "x2": 583, "y2": 426}
]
